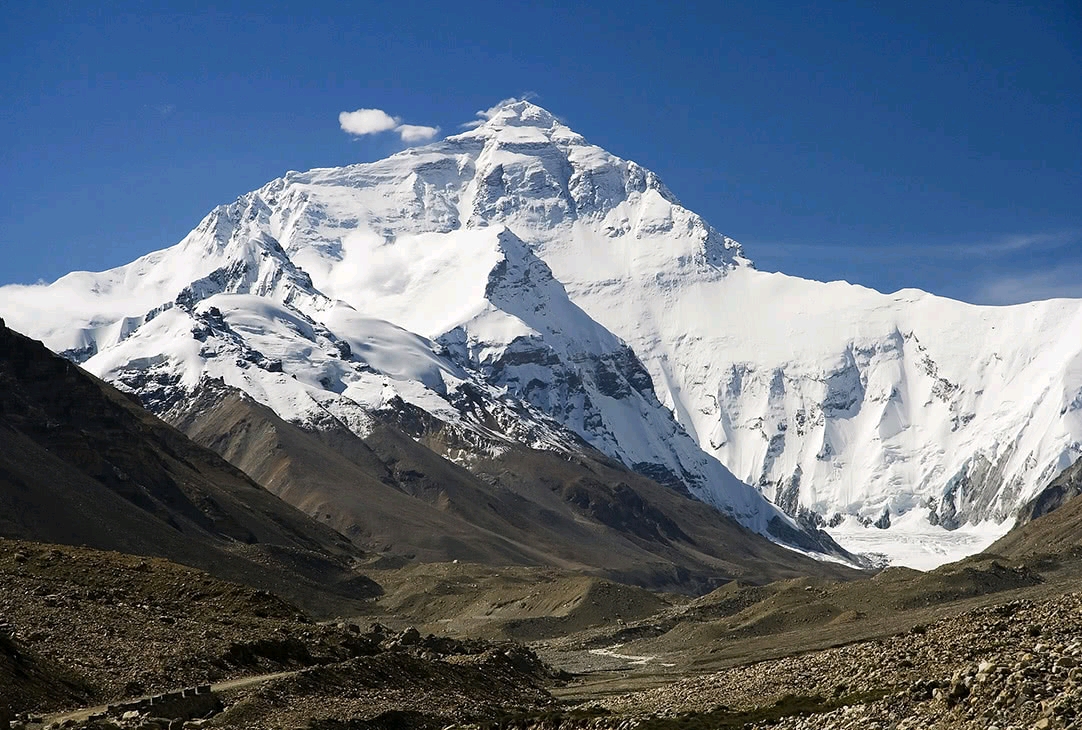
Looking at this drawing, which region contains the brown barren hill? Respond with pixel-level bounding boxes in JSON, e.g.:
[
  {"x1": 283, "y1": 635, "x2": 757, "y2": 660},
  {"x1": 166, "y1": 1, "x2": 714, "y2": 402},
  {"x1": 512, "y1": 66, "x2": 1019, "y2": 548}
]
[{"x1": 0, "y1": 319, "x2": 377, "y2": 616}]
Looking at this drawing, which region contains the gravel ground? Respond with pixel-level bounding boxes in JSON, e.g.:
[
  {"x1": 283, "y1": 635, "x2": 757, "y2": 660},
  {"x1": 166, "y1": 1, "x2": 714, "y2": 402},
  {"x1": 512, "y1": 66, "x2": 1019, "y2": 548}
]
[
  {"x1": 591, "y1": 591, "x2": 1082, "y2": 729},
  {"x1": 9, "y1": 536, "x2": 1082, "y2": 729},
  {"x1": 0, "y1": 539, "x2": 322, "y2": 708}
]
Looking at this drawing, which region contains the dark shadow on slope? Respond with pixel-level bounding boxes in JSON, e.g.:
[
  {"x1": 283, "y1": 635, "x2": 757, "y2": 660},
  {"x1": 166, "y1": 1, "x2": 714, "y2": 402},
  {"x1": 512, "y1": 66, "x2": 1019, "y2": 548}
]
[{"x1": 0, "y1": 319, "x2": 377, "y2": 617}]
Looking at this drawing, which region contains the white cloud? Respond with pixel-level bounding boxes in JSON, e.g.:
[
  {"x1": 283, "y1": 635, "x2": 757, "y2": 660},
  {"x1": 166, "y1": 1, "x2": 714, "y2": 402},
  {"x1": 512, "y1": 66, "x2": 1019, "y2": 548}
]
[
  {"x1": 395, "y1": 124, "x2": 440, "y2": 142},
  {"x1": 972, "y1": 264, "x2": 1082, "y2": 305},
  {"x1": 338, "y1": 107, "x2": 441, "y2": 145},
  {"x1": 954, "y1": 230, "x2": 1081, "y2": 257},
  {"x1": 750, "y1": 229, "x2": 1082, "y2": 264},
  {"x1": 748, "y1": 230, "x2": 1082, "y2": 305},
  {"x1": 339, "y1": 108, "x2": 400, "y2": 136}
]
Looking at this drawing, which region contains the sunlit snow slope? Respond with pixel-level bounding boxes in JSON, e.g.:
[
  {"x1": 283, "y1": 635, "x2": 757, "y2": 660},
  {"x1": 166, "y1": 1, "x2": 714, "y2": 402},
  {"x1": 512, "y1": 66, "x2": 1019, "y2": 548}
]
[{"x1": 3, "y1": 100, "x2": 1080, "y2": 565}]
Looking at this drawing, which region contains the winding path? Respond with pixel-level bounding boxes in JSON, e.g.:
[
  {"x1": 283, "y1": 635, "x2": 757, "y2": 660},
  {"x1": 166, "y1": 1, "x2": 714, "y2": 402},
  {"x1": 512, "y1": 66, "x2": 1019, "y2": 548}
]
[{"x1": 42, "y1": 670, "x2": 298, "y2": 725}]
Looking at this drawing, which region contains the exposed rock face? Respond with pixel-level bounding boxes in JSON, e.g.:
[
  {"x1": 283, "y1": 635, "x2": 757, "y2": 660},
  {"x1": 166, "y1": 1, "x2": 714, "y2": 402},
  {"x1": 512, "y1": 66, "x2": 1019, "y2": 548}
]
[
  {"x1": 987, "y1": 456, "x2": 1082, "y2": 560},
  {"x1": 1019, "y1": 456, "x2": 1082, "y2": 524}
]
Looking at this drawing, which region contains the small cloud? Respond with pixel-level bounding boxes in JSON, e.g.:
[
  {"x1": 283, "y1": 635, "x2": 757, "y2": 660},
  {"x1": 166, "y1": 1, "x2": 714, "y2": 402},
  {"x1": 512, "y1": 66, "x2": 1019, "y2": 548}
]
[
  {"x1": 395, "y1": 124, "x2": 440, "y2": 142},
  {"x1": 750, "y1": 229, "x2": 1081, "y2": 264},
  {"x1": 460, "y1": 93, "x2": 540, "y2": 129},
  {"x1": 749, "y1": 229, "x2": 1082, "y2": 305},
  {"x1": 971, "y1": 264, "x2": 1082, "y2": 305},
  {"x1": 339, "y1": 108, "x2": 400, "y2": 136},
  {"x1": 955, "y1": 230, "x2": 1081, "y2": 257},
  {"x1": 338, "y1": 107, "x2": 441, "y2": 145},
  {"x1": 142, "y1": 103, "x2": 176, "y2": 119}
]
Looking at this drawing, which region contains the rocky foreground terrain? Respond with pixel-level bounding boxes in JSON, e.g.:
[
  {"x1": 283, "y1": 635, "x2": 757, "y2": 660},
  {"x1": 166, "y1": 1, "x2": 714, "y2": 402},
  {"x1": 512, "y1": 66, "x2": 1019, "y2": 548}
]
[
  {"x1": 598, "y1": 589, "x2": 1082, "y2": 729},
  {"x1": 6, "y1": 530, "x2": 1082, "y2": 729},
  {"x1": 0, "y1": 539, "x2": 558, "y2": 730}
]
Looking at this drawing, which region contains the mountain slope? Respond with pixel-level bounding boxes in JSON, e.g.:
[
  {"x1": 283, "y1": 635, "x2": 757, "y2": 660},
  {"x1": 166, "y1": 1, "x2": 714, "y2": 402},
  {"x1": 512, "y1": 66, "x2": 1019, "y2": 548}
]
[
  {"x1": 0, "y1": 182, "x2": 811, "y2": 550},
  {"x1": 4, "y1": 100, "x2": 1079, "y2": 565},
  {"x1": 0, "y1": 318, "x2": 377, "y2": 615},
  {"x1": 987, "y1": 455, "x2": 1082, "y2": 559},
  {"x1": 1016, "y1": 454, "x2": 1082, "y2": 525},
  {"x1": 168, "y1": 381, "x2": 858, "y2": 591}
]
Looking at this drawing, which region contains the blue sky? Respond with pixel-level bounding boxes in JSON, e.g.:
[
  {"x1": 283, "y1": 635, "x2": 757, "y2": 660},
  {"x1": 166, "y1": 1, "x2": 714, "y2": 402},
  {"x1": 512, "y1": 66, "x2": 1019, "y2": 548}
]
[{"x1": 2, "y1": 0, "x2": 1079, "y2": 303}]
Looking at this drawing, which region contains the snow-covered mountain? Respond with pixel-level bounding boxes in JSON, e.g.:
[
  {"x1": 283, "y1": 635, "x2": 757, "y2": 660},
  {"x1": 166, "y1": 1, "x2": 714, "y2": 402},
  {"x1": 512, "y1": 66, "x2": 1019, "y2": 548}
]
[{"x1": 3, "y1": 99, "x2": 1081, "y2": 566}]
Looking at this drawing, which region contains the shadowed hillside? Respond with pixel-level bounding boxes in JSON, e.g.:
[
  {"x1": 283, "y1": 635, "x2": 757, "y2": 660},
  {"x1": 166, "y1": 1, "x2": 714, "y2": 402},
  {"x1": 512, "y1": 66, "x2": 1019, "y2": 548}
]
[{"x1": 0, "y1": 318, "x2": 377, "y2": 616}]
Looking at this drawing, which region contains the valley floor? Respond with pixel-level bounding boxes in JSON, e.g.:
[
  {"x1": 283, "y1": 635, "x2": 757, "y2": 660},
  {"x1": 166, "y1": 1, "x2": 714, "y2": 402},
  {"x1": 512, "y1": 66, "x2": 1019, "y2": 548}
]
[{"x1": 5, "y1": 538, "x2": 1082, "y2": 729}]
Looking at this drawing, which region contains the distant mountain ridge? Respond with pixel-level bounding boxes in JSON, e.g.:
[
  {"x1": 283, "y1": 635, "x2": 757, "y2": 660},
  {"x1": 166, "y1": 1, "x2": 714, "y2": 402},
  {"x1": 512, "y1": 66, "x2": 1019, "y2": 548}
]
[{"x1": 3, "y1": 100, "x2": 1080, "y2": 564}]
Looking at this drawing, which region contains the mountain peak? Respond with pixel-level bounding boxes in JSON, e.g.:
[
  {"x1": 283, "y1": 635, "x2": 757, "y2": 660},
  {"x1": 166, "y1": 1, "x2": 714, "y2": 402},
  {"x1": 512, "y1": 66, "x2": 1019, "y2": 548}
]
[
  {"x1": 7, "y1": 101, "x2": 1082, "y2": 569},
  {"x1": 479, "y1": 99, "x2": 559, "y2": 130}
]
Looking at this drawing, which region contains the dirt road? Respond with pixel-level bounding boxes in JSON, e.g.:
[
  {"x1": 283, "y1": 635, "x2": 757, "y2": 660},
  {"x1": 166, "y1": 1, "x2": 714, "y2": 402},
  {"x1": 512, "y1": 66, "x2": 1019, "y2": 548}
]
[{"x1": 42, "y1": 670, "x2": 297, "y2": 726}]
